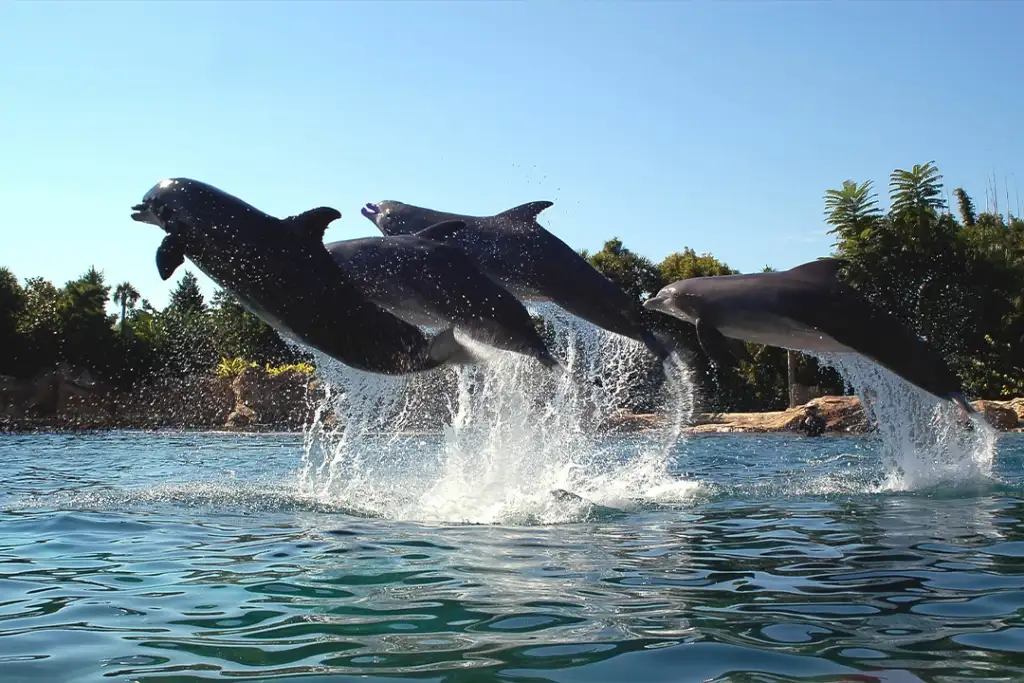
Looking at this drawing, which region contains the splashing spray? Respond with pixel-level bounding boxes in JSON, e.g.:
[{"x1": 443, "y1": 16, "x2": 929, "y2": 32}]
[
  {"x1": 814, "y1": 352, "x2": 996, "y2": 490},
  {"x1": 298, "y1": 305, "x2": 700, "y2": 524}
]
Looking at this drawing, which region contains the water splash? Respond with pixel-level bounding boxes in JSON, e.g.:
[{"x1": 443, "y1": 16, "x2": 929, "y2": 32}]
[
  {"x1": 813, "y1": 352, "x2": 997, "y2": 491},
  {"x1": 298, "y1": 306, "x2": 701, "y2": 525}
]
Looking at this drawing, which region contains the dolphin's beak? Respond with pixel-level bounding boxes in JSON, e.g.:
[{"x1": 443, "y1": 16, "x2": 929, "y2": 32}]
[
  {"x1": 642, "y1": 295, "x2": 668, "y2": 312},
  {"x1": 360, "y1": 202, "x2": 380, "y2": 224},
  {"x1": 131, "y1": 202, "x2": 159, "y2": 226}
]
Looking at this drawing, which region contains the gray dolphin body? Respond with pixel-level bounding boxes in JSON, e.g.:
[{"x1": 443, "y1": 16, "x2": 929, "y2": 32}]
[
  {"x1": 130, "y1": 178, "x2": 471, "y2": 376},
  {"x1": 643, "y1": 258, "x2": 975, "y2": 413},
  {"x1": 360, "y1": 200, "x2": 670, "y2": 360},
  {"x1": 324, "y1": 230, "x2": 560, "y2": 369}
]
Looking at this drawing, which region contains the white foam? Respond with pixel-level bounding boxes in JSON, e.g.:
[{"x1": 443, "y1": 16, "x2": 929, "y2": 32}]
[
  {"x1": 813, "y1": 352, "x2": 997, "y2": 491},
  {"x1": 298, "y1": 306, "x2": 701, "y2": 525}
]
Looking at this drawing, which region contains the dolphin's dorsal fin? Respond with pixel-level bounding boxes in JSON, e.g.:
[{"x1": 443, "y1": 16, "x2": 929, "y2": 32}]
[
  {"x1": 156, "y1": 234, "x2": 186, "y2": 281},
  {"x1": 283, "y1": 207, "x2": 342, "y2": 241},
  {"x1": 787, "y1": 257, "x2": 848, "y2": 282},
  {"x1": 497, "y1": 201, "x2": 554, "y2": 224},
  {"x1": 416, "y1": 220, "x2": 467, "y2": 243}
]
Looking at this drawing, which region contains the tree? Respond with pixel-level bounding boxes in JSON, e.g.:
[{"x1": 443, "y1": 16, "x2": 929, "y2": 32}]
[
  {"x1": 585, "y1": 238, "x2": 663, "y2": 300},
  {"x1": 889, "y1": 161, "x2": 946, "y2": 221},
  {"x1": 168, "y1": 271, "x2": 206, "y2": 314},
  {"x1": 0, "y1": 268, "x2": 25, "y2": 376},
  {"x1": 209, "y1": 289, "x2": 302, "y2": 365},
  {"x1": 955, "y1": 187, "x2": 976, "y2": 228},
  {"x1": 16, "y1": 276, "x2": 62, "y2": 375},
  {"x1": 57, "y1": 268, "x2": 117, "y2": 373},
  {"x1": 823, "y1": 180, "x2": 882, "y2": 245},
  {"x1": 659, "y1": 248, "x2": 736, "y2": 283},
  {"x1": 113, "y1": 282, "x2": 141, "y2": 334}
]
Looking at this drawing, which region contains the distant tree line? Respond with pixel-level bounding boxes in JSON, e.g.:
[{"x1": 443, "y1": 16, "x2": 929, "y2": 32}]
[{"x1": 0, "y1": 161, "x2": 1021, "y2": 412}]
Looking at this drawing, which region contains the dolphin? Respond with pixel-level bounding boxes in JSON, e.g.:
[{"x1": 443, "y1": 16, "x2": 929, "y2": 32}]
[
  {"x1": 130, "y1": 178, "x2": 473, "y2": 376},
  {"x1": 324, "y1": 229, "x2": 560, "y2": 369},
  {"x1": 642, "y1": 257, "x2": 975, "y2": 413},
  {"x1": 360, "y1": 200, "x2": 671, "y2": 361}
]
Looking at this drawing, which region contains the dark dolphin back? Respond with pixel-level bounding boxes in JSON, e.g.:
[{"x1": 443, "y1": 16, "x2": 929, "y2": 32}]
[{"x1": 143, "y1": 178, "x2": 274, "y2": 235}]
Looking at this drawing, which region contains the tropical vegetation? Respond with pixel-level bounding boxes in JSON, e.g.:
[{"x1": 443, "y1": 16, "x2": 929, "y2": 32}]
[{"x1": 1, "y1": 161, "x2": 1021, "y2": 414}]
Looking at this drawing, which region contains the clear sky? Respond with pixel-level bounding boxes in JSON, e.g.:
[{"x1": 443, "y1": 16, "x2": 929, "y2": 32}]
[{"x1": 1, "y1": 1, "x2": 1021, "y2": 310}]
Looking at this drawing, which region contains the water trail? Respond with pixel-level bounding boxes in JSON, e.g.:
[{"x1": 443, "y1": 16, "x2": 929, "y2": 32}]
[
  {"x1": 813, "y1": 352, "x2": 996, "y2": 491},
  {"x1": 298, "y1": 305, "x2": 700, "y2": 524}
]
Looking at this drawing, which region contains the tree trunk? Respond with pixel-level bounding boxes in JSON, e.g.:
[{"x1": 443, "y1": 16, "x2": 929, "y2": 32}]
[{"x1": 787, "y1": 350, "x2": 798, "y2": 408}]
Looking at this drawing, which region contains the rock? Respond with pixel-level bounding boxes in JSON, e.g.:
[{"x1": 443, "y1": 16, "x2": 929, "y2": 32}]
[
  {"x1": 970, "y1": 400, "x2": 1019, "y2": 430},
  {"x1": 1001, "y1": 397, "x2": 1024, "y2": 425},
  {"x1": 599, "y1": 409, "x2": 662, "y2": 433},
  {"x1": 687, "y1": 395, "x2": 868, "y2": 435},
  {"x1": 227, "y1": 367, "x2": 316, "y2": 429},
  {"x1": 114, "y1": 375, "x2": 234, "y2": 429},
  {"x1": 804, "y1": 395, "x2": 868, "y2": 433}
]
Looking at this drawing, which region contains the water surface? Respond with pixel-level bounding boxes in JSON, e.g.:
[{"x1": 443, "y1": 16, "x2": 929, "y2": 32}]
[{"x1": 2, "y1": 431, "x2": 1022, "y2": 682}]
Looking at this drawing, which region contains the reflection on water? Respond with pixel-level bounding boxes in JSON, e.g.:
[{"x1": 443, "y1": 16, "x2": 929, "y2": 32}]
[{"x1": 0, "y1": 432, "x2": 1023, "y2": 681}]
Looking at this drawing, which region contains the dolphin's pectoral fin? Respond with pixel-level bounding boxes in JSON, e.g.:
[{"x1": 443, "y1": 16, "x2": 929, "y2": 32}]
[
  {"x1": 427, "y1": 327, "x2": 477, "y2": 366},
  {"x1": 497, "y1": 201, "x2": 554, "y2": 224},
  {"x1": 696, "y1": 318, "x2": 738, "y2": 369},
  {"x1": 156, "y1": 235, "x2": 186, "y2": 281},
  {"x1": 282, "y1": 207, "x2": 342, "y2": 241},
  {"x1": 415, "y1": 220, "x2": 467, "y2": 244},
  {"x1": 727, "y1": 338, "x2": 755, "y2": 363}
]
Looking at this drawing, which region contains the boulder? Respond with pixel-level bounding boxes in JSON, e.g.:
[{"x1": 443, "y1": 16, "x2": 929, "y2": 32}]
[
  {"x1": 227, "y1": 367, "x2": 317, "y2": 429},
  {"x1": 969, "y1": 400, "x2": 1019, "y2": 430}
]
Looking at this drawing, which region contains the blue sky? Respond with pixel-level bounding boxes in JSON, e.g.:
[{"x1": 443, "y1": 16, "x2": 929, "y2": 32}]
[{"x1": 1, "y1": 1, "x2": 1021, "y2": 310}]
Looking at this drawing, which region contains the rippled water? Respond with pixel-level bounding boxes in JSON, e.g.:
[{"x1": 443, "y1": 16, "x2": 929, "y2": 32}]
[{"x1": 2, "y1": 430, "x2": 1023, "y2": 682}]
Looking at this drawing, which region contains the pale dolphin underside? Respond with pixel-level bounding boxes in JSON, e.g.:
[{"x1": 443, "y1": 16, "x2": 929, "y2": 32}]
[{"x1": 643, "y1": 257, "x2": 975, "y2": 413}]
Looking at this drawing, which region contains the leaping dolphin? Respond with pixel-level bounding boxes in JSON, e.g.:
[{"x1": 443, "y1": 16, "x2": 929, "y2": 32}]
[
  {"x1": 130, "y1": 178, "x2": 472, "y2": 376},
  {"x1": 360, "y1": 200, "x2": 671, "y2": 361},
  {"x1": 324, "y1": 228, "x2": 560, "y2": 369},
  {"x1": 642, "y1": 257, "x2": 975, "y2": 413}
]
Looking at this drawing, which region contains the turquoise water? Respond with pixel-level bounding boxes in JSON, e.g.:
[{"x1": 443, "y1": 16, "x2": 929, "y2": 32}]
[{"x1": 2, "y1": 430, "x2": 1023, "y2": 682}]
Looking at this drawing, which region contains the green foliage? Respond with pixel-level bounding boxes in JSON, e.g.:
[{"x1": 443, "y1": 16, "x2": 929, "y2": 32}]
[
  {"x1": 2, "y1": 157, "x2": 1021, "y2": 411},
  {"x1": 954, "y1": 187, "x2": 976, "y2": 228},
  {"x1": 888, "y1": 161, "x2": 946, "y2": 220},
  {"x1": 266, "y1": 361, "x2": 315, "y2": 377},
  {"x1": 208, "y1": 290, "x2": 307, "y2": 366},
  {"x1": 0, "y1": 268, "x2": 26, "y2": 376},
  {"x1": 823, "y1": 161, "x2": 1024, "y2": 398},
  {"x1": 823, "y1": 180, "x2": 882, "y2": 244},
  {"x1": 169, "y1": 271, "x2": 206, "y2": 314},
  {"x1": 0, "y1": 267, "x2": 312, "y2": 388},
  {"x1": 584, "y1": 238, "x2": 663, "y2": 300},
  {"x1": 215, "y1": 357, "x2": 258, "y2": 378},
  {"x1": 659, "y1": 248, "x2": 737, "y2": 282}
]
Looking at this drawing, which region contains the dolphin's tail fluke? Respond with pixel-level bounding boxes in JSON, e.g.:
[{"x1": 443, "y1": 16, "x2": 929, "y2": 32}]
[
  {"x1": 951, "y1": 392, "x2": 976, "y2": 415},
  {"x1": 427, "y1": 327, "x2": 477, "y2": 367}
]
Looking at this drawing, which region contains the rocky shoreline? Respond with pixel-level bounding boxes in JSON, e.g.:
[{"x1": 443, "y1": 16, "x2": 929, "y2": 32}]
[{"x1": 3, "y1": 364, "x2": 1023, "y2": 436}]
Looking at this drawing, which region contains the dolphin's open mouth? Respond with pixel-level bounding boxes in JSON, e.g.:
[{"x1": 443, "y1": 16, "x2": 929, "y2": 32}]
[
  {"x1": 131, "y1": 201, "x2": 160, "y2": 226},
  {"x1": 360, "y1": 202, "x2": 380, "y2": 223},
  {"x1": 131, "y1": 199, "x2": 176, "y2": 230}
]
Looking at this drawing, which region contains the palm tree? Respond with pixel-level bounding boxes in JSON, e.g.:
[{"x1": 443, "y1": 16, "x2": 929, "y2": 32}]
[
  {"x1": 113, "y1": 282, "x2": 140, "y2": 335},
  {"x1": 823, "y1": 180, "x2": 882, "y2": 242},
  {"x1": 889, "y1": 161, "x2": 946, "y2": 220}
]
